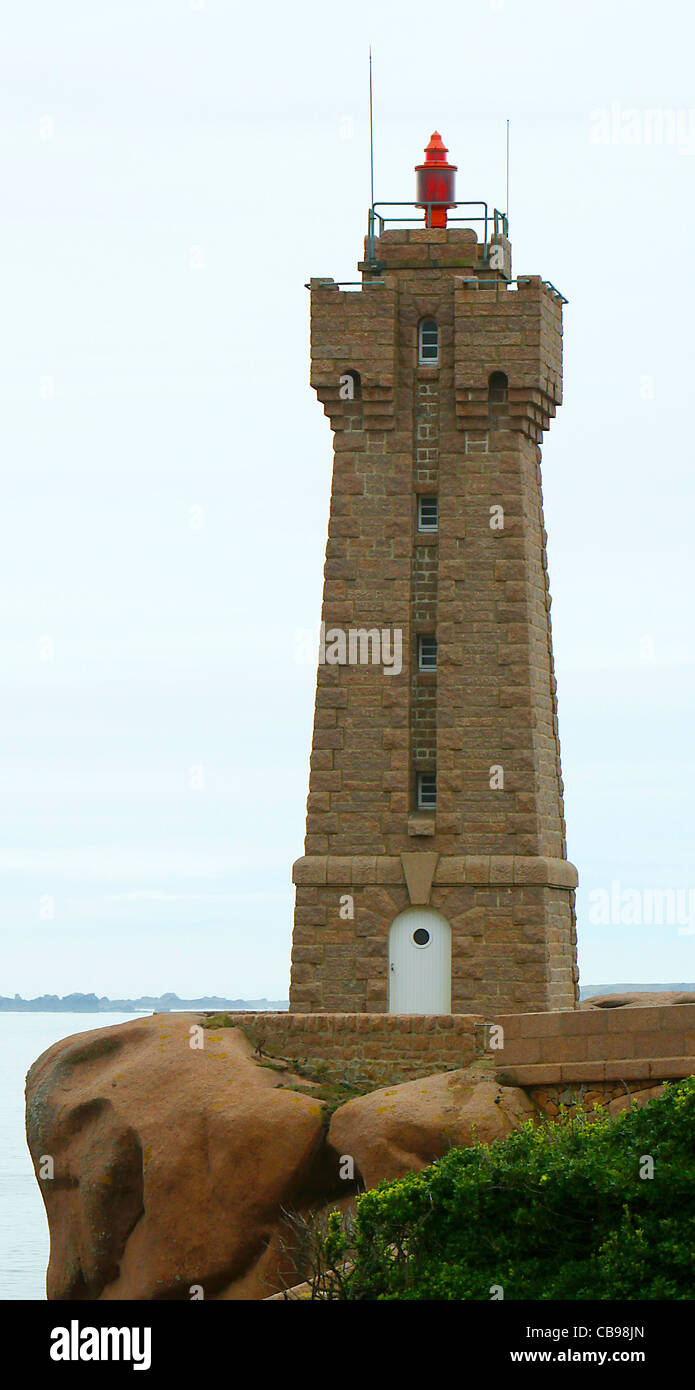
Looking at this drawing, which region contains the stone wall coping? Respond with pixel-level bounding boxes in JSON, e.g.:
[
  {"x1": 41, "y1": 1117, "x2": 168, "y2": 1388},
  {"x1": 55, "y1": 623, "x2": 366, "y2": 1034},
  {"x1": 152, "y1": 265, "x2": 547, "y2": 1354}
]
[
  {"x1": 220, "y1": 1010, "x2": 483, "y2": 1031},
  {"x1": 292, "y1": 854, "x2": 578, "y2": 889},
  {"x1": 494, "y1": 1002, "x2": 695, "y2": 1038}
]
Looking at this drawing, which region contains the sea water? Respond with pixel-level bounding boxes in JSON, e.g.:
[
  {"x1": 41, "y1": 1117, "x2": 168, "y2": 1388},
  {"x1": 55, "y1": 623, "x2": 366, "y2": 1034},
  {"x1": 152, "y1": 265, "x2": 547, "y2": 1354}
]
[{"x1": 0, "y1": 1012, "x2": 148, "y2": 1300}]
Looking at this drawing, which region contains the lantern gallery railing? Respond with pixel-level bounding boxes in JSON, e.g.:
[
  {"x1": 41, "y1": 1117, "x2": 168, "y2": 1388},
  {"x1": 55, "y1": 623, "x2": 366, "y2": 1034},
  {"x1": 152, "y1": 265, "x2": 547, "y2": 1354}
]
[
  {"x1": 368, "y1": 202, "x2": 509, "y2": 245},
  {"x1": 303, "y1": 280, "x2": 386, "y2": 290},
  {"x1": 364, "y1": 202, "x2": 509, "y2": 269}
]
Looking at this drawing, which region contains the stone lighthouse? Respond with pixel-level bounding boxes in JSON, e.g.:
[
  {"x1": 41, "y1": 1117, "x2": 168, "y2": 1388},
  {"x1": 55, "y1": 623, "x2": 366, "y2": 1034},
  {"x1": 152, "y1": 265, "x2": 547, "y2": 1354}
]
[{"x1": 290, "y1": 133, "x2": 579, "y2": 1017}]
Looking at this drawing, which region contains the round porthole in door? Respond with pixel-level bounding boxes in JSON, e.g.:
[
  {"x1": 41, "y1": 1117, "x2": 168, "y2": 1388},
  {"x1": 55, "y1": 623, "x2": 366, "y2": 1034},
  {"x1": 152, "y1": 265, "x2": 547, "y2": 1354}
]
[{"x1": 412, "y1": 928, "x2": 430, "y2": 947}]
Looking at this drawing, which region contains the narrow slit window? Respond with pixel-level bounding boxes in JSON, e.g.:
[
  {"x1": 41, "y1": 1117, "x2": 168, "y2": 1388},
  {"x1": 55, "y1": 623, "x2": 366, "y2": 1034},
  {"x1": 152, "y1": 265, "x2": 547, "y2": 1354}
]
[
  {"x1": 417, "y1": 772, "x2": 437, "y2": 810},
  {"x1": 418, "y1": 635, "x2": 438, "y2": 672},
  {"x1": 339, "y1": 369, "x2": 361, "y2": 401},
  {"x1": 417, "y1": 495, "x2": 439, "y2": 532},
  {"x1": 489, "y1": 370, "x2": 509, "y2": 403},
  {"x1": 418, "y1": 318, "x2": 439, "y2": 365}
]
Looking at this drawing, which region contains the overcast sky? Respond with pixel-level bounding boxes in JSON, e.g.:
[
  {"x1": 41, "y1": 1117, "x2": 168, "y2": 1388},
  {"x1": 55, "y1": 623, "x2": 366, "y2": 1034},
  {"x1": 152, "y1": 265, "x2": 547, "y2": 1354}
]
[{"x1": 1, "y1": 0, "x2": 693, "y2": 999}]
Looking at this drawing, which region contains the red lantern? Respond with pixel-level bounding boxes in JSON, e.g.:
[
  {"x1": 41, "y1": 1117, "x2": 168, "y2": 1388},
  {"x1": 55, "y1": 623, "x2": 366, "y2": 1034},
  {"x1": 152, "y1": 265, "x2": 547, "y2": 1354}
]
[{"x1": 415, "y1": 132, "x2": 457, "y2": 228}]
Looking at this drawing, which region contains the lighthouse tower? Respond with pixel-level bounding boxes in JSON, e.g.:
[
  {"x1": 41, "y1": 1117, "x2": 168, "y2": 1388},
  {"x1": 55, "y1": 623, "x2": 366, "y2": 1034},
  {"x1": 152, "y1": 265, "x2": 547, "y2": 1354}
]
[{"x1": 290, "y1": 135, "x2": 579, "y2": 1017}]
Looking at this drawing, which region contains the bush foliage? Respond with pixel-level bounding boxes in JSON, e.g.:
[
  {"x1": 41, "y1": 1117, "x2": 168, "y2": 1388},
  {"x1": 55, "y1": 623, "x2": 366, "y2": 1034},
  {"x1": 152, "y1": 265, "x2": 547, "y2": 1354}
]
[{"x1": 319, "y1": 1078, "x2": 695, "y2": 1299}]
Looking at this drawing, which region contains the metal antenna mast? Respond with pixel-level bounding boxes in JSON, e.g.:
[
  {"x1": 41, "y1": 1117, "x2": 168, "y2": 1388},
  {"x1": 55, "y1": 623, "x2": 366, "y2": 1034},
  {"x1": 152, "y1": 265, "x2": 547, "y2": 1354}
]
[
  {"x1": 369, "y1": 46, "x2": 375, "y2": 208},
  {"x1": 506, "y1": 118, "x2": 510, "y2": 221},
  {"x1": 366, "y1": 46, "x2": 376, "y2": 265}
]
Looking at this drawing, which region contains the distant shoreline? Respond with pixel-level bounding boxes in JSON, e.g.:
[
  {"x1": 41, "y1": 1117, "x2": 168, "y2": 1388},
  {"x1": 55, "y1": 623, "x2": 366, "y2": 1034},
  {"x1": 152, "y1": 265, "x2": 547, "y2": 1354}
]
[
  {"x1": 2, "y1": 985, "x2": 694, "y2": 1012},
  {"x1": 0, "y1": 993, "x2": 289, "y2": 1013},
  {"x1": 580, "y1": 982, "x2": 695, "y2": 998}
]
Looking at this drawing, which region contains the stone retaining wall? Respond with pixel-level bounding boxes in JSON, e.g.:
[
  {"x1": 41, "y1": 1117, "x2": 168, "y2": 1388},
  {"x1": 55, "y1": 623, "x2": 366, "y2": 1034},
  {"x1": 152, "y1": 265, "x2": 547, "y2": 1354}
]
[
  {"x1": 209, "y1": 1011, "x2": 482, "y2": 1083},
  {"x1": 488, "y1": 1003, "x2": 695, "y2": 1086},
  {"x1": 528, "y1": 1079, "x2": 659, "y2": 1120},
  {"x1": 201, "y1": 1004, "x2": 695, "y2": 1090}
]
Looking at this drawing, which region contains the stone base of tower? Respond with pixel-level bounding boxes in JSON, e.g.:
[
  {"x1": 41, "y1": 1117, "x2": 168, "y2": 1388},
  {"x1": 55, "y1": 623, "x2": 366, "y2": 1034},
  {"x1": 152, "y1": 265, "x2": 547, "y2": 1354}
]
[{"x1": 290, "y1": 854, "x2": 578, "y2": 1016}]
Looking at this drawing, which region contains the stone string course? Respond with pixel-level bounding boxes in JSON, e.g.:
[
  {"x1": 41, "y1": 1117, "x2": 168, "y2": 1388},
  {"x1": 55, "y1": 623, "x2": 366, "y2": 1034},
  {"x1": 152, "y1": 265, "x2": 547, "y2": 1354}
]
[{"x1": 292, "y1": 853, "x2": 579, "y2": 887}]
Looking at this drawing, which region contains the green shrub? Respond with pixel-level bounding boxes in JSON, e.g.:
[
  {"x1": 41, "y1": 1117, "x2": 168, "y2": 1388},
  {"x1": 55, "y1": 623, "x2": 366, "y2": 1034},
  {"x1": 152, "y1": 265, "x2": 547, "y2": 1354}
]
[{"x1": 322, "y1": 1078, "x2": 695, "y2": 1299}]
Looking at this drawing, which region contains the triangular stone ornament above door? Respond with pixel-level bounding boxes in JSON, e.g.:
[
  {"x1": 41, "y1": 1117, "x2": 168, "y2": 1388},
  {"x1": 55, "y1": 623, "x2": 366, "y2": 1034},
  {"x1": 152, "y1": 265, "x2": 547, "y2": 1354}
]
[{"x1": 399, "y1": 852, "x2": 440, "y2": 905}]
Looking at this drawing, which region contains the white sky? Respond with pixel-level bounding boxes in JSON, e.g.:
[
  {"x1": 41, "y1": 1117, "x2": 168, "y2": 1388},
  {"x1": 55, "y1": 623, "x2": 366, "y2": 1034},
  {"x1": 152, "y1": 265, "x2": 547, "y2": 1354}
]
[{"x1": 1, "y1": 0, "x2": 693, "y2": 998}]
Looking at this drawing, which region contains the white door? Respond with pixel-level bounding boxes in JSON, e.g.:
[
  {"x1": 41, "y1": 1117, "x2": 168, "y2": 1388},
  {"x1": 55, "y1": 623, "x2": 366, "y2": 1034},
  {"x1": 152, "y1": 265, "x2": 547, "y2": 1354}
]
[{"x1": 388, "y1": 908, "x2": 451, "y2": 1015}]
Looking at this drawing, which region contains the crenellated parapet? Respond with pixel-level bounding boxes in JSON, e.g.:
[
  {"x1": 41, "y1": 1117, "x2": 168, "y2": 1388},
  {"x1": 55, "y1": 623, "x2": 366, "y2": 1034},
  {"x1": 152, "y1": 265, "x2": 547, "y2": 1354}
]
[
  {"x1": 454, "y1": 275, "x2": 564, "y2": 442},
  {"x1": 309, "y1": 278, "x2": 397, "y2": 431}
]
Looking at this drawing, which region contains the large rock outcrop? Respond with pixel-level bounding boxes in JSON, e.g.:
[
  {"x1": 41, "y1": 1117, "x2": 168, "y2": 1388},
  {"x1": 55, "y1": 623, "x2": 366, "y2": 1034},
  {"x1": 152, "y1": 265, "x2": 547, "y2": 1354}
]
[
  {"x1": 25, "y1": 1015, "x2": 536, "y2": 1300},
  {"x1": 329, "y1": 1073, "x2": 537, "y2": 1187},
  {"x1": 581, "y1": 991, "x2": 695, "y2": 1009},
  {"x1": 26, "y1": 1014, "x2": 332, "y2": 1300}
]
